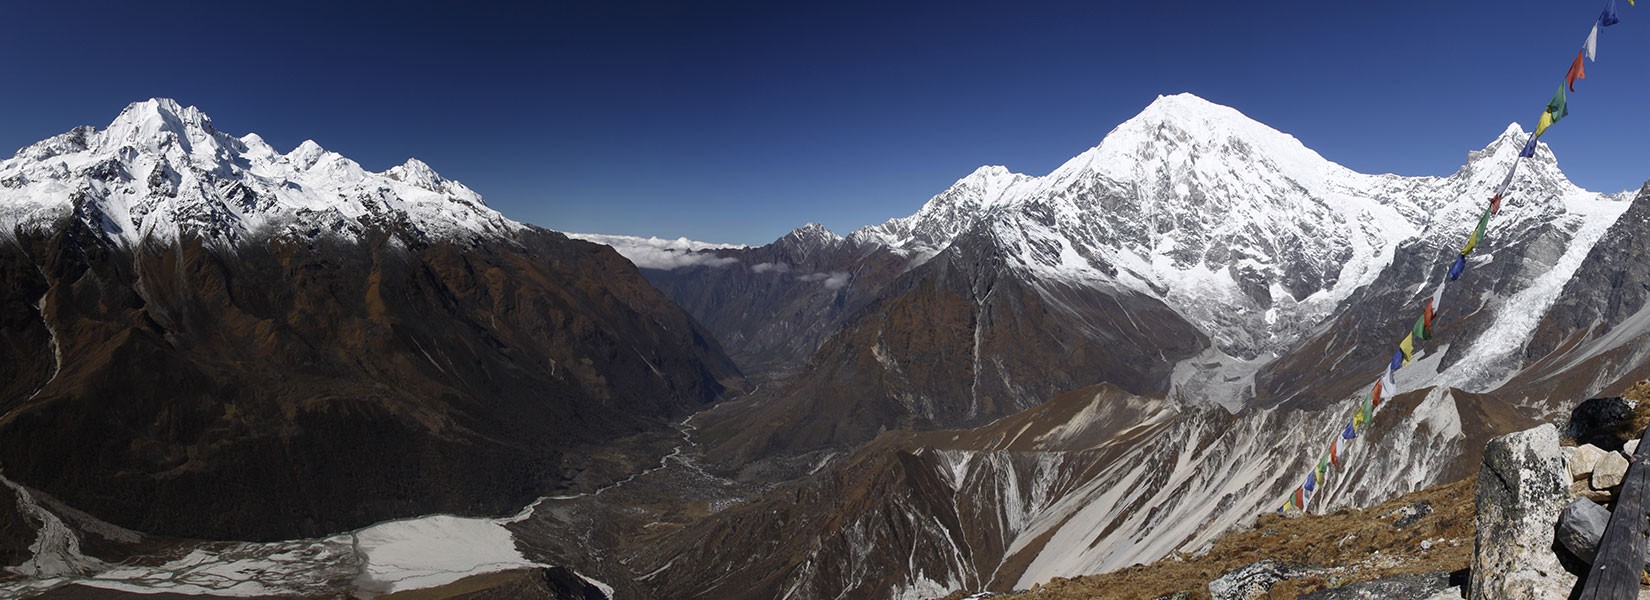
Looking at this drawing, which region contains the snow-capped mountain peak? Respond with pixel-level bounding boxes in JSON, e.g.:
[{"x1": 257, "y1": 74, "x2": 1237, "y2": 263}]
[
  {"x1": 0, "y1": 99, "x2": 520, "y2": 246},
  {"x1": 848, "y1": 92, "x2": 1613, "y2": 372}
]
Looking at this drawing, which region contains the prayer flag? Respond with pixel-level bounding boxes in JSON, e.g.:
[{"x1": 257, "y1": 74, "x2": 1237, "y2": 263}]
[
  {"x1": 1490, "y1": 193, "x2": 1503, "y2": 215},
  {"x1": 1381, "y1": 368, "x2": 1397, "y2": 398},
  {"x1": 1362, "y1": 395, "x2": 1375, "y2": 426},
  {"x1": 1566, "y1": 49, "x2": 1587, "y2": 92},
  {"x1": 1353, "y1": 408, "x2": 1367, "y2": 431},
  {"x1": 1343, "y1": 422, "x2": 1357, "y2": 440},
  {"x1": 1295, "y1": 486, "x2": 1307, "y2": 509},
  {"x1": 1519, "y1": 135, "x2": 1539, "y2": 158},
  {"x1": 1603, "y1": 1, "x2": 1621, "y2": 26},
  {"x1": 1317, "y1": 455, "x2": 1329, "y2": 483},
  {"x1": 1331, "y1": 438, "x2": 1343, "y2": 467},
  {"x1": 1586, "y1": 23, "x2": 1599, "y2": 61},
  {"x1": 1497, "y1": 159, "x2": 1520, "y2": 196},
  {"x1": 1449, "y1": 254, "x2": 1466, "y2": 281},
  {"x1": 1391, "y1": 350, "x2": 1405, "y2": 372},
  {"x1": 1413, "y1": 301, "x2": 1434, "y2": 342},
  {"x1": 1400, "y1": 332, "x2": 1416, "y2": 365},
  {"x1": 1463, "y1": 207, "x2": 1492, "y2": 255},
  {"x1": 1372, "y1": 380, "x2": 1384, "y2": 408},
  {"x1": 1431, "y1": 281, "x2": 1447, "y2": 317},
  {"x1": 1540, "y1": 85, "x2": 1569, "y2": 137},
  {"x1": 1306, "y1": 470, "x2": 1316, "y2": 493}
]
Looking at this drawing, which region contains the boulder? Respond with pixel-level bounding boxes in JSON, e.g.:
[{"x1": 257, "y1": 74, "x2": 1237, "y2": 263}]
[
  {"x1": 1566, "y1": 397, "x2": 1636, "y2": 451},
  {"x1": 1592, "y1": 452, "x2": 1629, "y2": 490},
  {"x1": 1208, "y1": 560, "x2": 1320, "y2": 600},
  {"x1": 1555, "y1": 498, "x2": 1610, "y2": 564},
  {"x1": 1472, "y1": 424, "x2": 1578, "y2": 599},
  {"x1": 1570, "y1": 479, "x2": 1613, "y2": 503},
  {"x1": 1570, "y1": 444, "x2": 1607, "y2": 480},
  {"x1": 1297, "y1": 572, "x2": 1455, "y2": 599},
  {"x1": 1627, "y1": 438, "x2": 1641, "y2": 457}
]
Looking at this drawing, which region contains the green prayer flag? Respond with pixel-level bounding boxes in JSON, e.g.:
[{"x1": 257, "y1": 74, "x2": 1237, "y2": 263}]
[{"x1": 1546, "y1": 85, "x2": 1569, "y2": 126}]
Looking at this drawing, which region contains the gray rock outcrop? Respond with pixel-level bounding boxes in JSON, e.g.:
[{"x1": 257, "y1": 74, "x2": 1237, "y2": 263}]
[
  {"x1": 1471, "y1": 424, "x2": 1577, "y2": 599},
  {"x1": 1555, "y1": 497, "x2": 1610, "y2": 564},
  {"x1": 1208, "y1": 560, "x2": 1320, "y2": 600},
  {"x1": 1298, "y1": 572, "x2": 1456, "y2": 599}
]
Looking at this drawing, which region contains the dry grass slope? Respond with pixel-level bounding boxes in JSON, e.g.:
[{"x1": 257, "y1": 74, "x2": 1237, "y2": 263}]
[{"x1": 966, "y1": 477, "x2": 1476, "y2": 600}]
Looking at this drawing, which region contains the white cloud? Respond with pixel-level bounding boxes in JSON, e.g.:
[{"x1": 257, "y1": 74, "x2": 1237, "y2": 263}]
[
  {"x1": 565, "y1": 232, "x2": 742, "y2": 270},
  {"x1": 799, "y1": 271, "x2": 850, "y2": 290},
  {"x1": 752, "y1": 262, "x2": 791, "y2": 274}
]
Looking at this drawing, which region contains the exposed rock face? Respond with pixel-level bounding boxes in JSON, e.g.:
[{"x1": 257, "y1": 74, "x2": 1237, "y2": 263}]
[
  {"x1": 1207, "y1": 560, "x2": 1321, "y2": 600},
  {"x1": 1556, "y1": 498, "x2": 1609, "y2": 564},
  {"x1": 1296, "y1": 572, "x2": 1456, "y2": 600},
  {"x1": 0, "y1": 221, "x2": 741, "y2": 541},
  {"x1": 1472, "y1": 424, "x2": 1576, "y2": 599}
]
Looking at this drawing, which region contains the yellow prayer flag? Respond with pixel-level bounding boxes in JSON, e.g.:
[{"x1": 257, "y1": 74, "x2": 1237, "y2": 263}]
[
  {"x1": 1399, "y1": 333, "x2": 1415, "y2": 365},
  {"x1": 1536, "y1": 110, "x2": 1555, "y2": 137},
  {"x1": 1462, "y1": 230, "x2": 1480, "y2": 255}
]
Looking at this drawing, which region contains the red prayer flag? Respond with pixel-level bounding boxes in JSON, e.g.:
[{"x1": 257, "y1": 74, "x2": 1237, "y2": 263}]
[
  {"x1": 1489, "y1": 194, "x2": 1502, "y2": 215},
  {"x1": 1372, "y1": 380, "x2": 1384, "y2": 408},
  {"x1": 1566, "y1": 49, "x2": 1586, "y2": 92},
  {"x1": 1423, "y1": 299, "x2": 1435, "y2": 335}
]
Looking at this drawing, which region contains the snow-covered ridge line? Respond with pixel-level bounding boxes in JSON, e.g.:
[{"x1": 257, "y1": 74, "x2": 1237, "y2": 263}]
[
  {"x1": 0, "y1": 98, "x2": 522, "y2": 247},
  {"x1": 846, "y1": 92, "x2": 1615, "y2": 368}
]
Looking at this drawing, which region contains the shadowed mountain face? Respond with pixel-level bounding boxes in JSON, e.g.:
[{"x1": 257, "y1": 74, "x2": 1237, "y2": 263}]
[
  {"x1": 698, "y1": 225, "x2": 1207, "y2": 460},
  {"x1": 0, "y1": 217, "x2": 740, "y2": 541},
  {"x1": 638, "y1": 224, "x2": 909, "y2": 383}
]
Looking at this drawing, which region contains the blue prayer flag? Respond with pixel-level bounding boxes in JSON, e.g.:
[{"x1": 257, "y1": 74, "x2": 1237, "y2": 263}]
[
  {"x1": 1519, "y1": 135, "x2": 1539, "y2": 158},
  {"x1": 1448, "y1": 254, "x2": 1466, "y2": 281},
  {"x1": 1390, "y1": 351, "x2": 1404, "y2": 372},
  {"x1": 1342, "y1": 423, "x2": 1357, "y2": 440},
  {"x1": 1603, "y1": 0, "x2": 1621, "y2": 26},
  {"x1": 1305, "y1": 470, "x2": 1316, "y2": 493}
]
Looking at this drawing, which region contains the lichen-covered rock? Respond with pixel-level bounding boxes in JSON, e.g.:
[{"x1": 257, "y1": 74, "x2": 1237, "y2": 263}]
[
  {"x1": 1297, "y1": 572, "x2": 1455, "y2": 599},
  {"x1": 1208, "y1": 560, "x2": 1320, "y2": 600},
  {"x1": 1592, "y1": 452, "x2": 1629, "y2": 490},
  {"x1": 1556, "y1": 498, "x2": 1610, "y2": 564},
  {"x1": 1570, "y1": 444, "x2": 1607, "y2": 480},
  {"x1": 1472, "y1": 424, "x2": 1577, "y2": 599}
]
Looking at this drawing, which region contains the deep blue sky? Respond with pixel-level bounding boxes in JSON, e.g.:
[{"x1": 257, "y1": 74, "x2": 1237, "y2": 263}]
[{"x1": 2, "y1": 1, "x2": 1648, "y2": 245}]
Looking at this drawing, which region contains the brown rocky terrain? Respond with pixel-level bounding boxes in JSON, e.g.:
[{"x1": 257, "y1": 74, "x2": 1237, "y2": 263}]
[
  {"x1": 697, "y1": 224, "x2": 1207, "y2": 462},
  {"x1": 966, "y1": 476, "x2": 1477, "y2": 600},
  {"x1": 0, "y1": 216, "x2": 741, "y2": 541}
]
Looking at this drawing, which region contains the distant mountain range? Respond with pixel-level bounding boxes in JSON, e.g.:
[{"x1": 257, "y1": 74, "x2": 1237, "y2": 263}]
[
  {"x1": 2, "y1": 94, "x2": 1647, "y2": 599},
  {"x1": 580, "y1": 94, "x2": 1650, "y2": 597}
]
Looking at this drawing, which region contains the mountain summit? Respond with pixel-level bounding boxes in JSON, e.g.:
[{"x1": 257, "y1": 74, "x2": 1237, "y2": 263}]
[
  {"x1": 849, "y1": 92, "x2": 1596, "y2": 365},
  {"x1": 0, "y1": 98, "x2": 518, "y2": 246}
]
